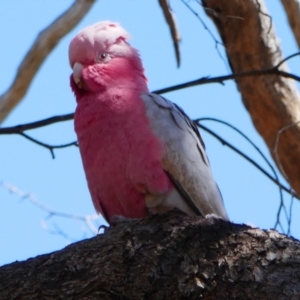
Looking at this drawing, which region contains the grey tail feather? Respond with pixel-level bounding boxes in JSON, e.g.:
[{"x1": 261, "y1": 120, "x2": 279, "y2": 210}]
[{"x1": 165, "y1": 171, "x2": 202, "y2": 216}]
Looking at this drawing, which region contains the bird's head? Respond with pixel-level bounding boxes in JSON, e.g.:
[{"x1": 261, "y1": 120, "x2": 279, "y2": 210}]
[{"x1": 69, "y1": 21, "x2": 147, "y2": 99}]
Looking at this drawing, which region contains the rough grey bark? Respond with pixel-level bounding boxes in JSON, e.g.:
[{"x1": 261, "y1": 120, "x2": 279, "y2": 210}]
[
  {"x1": 1, "y1": 211, "x2": 300, "y2": 299},
  {"x1": 202, "y1": 0, "x2": 300, "y2": 196}
]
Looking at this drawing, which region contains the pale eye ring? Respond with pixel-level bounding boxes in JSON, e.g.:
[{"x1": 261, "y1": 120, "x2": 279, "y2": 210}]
[{"x1": 96, "y1": 53, "x2": 111, "y2": 63}]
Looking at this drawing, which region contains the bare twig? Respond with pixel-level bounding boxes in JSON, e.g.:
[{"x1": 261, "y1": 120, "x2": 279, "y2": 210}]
[
  {"x1": 158, "y1": 0, "x2": 181, "y2": 67},
  {"x1": 273, "y1": 120, "x2": 300, "y2": 180},
  {"x1": 274, "y1": 51, "x2": 300, "y2": 69},
  {"x1": 0, "y1": 0, "x2": 95, "y2": 124},
  {"x1": 272, "y1": 119, "x2": 300, "y2": 234},
  {"x1": 154, "y1": 68, "x2": 300, "y2": 94},
  {"x1": 41, "y1": 221, "x2": 77, "y2": 243},
  {"x1": 181, "y1": 0, "x2": 227, "y2": 67},
  {"x1": 1, "y1": 181, "x2": 101, "y2": 235},
  {"x1": 196, "y1": 122, "x2": 299, "y2": 200},
  {"x1": 198, "y1": 118, "x2": 279, "y2": 179},
  {"x1": 0, "y1": 113, "x2": 74, "y2": 134},
  {"x1": 287, "y1": 195, "x2": 294, "y2": 235},
  {"x1": 19, "y1": 132, "x2": 78, "y2": 159},
  {"x1": 273, "y1": 185, "x2": 290, "y2": 234},
  {"x1": 197, "y1": 117, "x2": 289, "y2": 230}
]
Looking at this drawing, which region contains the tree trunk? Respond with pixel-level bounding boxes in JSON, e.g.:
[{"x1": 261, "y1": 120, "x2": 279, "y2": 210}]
[
  {"x1": 1, "y1": 211, "x2": 300, "y2": 299},
  {"x1": 202, "y1": 0, "x2": 300, "y2": 196}
]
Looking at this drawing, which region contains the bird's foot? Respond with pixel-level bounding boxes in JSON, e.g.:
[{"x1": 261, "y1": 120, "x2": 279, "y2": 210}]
[
  {"x1": 98, "y1": 224, "x2": 109, "y2": 234},
  {"x1": 110, "y1": 215, "x2": 135, "y2": 226}
]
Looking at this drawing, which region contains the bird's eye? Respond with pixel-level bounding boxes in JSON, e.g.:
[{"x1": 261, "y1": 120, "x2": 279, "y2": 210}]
[{"x1": 96, "y1": 53, "x2": 111, "y2": 63}]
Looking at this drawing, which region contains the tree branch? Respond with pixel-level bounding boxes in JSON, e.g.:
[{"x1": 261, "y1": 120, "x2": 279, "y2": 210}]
[
  {"x1": 202, "y1": 0, "x2": 300, "y2": 197},
  {"x1": 19, "y1": 132, "x2": 77, "y2": 159},
  {"x1": 158, "y1": 0, "x2": 181, "y2": 67},
  {"x1": 0, "y1": 113, "x2": 74, "y2": 134},
  {"x1": 281, "y1": 0, "x2": 300, "y2": 50},
  {"x1": 154, "y1": 65, "x2": 300, "y2": 94},
  {"x1": 1, "y1": 211, "x2": 299, "y2": 299},
  {"x1": 0, "y1": 0, "x2": 95, "y2": 124}
]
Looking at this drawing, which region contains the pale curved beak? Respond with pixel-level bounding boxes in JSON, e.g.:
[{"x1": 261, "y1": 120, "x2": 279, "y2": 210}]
[{"x1": 72, "y1": 62, "x2": 84, "y2": 89}]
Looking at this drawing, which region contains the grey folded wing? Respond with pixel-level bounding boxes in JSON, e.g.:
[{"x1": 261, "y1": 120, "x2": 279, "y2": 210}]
[{"x1": 140, "y1": 93, "x2": 229, "y2": 220}]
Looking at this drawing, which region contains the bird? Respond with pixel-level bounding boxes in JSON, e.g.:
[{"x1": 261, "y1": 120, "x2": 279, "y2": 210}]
[{"x1": 69, "y1": 21, "x2": 229, "y2": 224}]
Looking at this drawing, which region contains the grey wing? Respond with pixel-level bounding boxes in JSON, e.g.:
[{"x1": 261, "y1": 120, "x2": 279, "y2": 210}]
[{"x1": 140, "y1": 93, "x2": 229, "y2": 220}]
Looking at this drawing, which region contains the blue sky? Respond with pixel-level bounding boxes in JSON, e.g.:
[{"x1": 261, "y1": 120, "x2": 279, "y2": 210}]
[{"x1": 1, "y1": 1, "x2": 300, "y2": 266}]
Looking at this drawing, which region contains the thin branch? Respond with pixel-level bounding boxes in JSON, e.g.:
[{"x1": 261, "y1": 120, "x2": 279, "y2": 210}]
[
  {"x1": 274, "y1": 192, "x2": 290, "y2": 233},
  {"x1": 196, "y1": 122, "x2": 299, "y2": 200},
  {"x1": 0, "y1": 0, "x2": 95, "y2": 124},
  {"x1": 273, "y1": 120, "x2": 300, "y2": 180},
  {"x1": 41, "y1": 221, "x2": 78, "y2": 243},
  {"x1": 197, "y1": 117, "x2": 289, "y2": 229},
  {"x1": 158, "y1": 0, "x2": 181, "y2": 67},
  {"x1": 287, "y1": 196, "x2": 294, "y2": 235},
  {"x1": 154, "y1": 68, "x2": 300, "y2": 94},
  {"x1": 181, "y1": 0, "x2": 227, "y2": 67},
  {"x1": 1, "y1": 181, "x2": 101, "y2": 235},
  {"x1": 19, "y1": 132, "x2": 78, "y2": 159},
  {"x1": 274, "y1": 51, "x2": 300, "y2": 69},
  {"x1": 0, "y1": 113, "x2": 74, "y2": 134},
  {"x1": 197, "y1": 118, "x2": 279, "y2": 180}
]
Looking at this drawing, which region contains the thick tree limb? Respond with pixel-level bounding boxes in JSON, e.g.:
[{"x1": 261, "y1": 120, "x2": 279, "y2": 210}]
[
  {"x1": 0, "y1": 0, "x2": 95, "y2": 124},
  {"x1": 202, "y1": 0, "x2": 300, "y2": 196},
  {"x1": 281, "y1": 0, "x2": 300, "y2": 49},
  {"x1": 1, "y1": 211, "x2": 300, "y2": 299}
]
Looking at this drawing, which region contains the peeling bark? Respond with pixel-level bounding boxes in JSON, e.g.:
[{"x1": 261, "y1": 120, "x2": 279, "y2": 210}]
[
  {"x1": 1, "y1": 211, "x2": 300, "y2": 299},
  {"x1": 202, "y1": 0, "x2": 300, "y2": 195}
]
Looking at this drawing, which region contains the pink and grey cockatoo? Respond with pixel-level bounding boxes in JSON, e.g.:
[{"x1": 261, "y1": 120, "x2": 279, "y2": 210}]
[{"x1": 69, "y1": 21, "x2": 229, "y2": 224}]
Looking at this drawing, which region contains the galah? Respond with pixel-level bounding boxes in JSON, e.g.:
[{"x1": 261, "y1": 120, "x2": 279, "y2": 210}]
[{"x1": 69, "y1": 21, "x2": 229, "y2": 224}]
